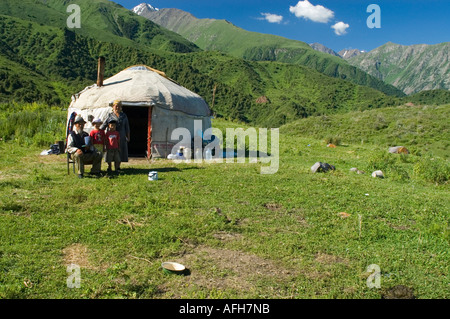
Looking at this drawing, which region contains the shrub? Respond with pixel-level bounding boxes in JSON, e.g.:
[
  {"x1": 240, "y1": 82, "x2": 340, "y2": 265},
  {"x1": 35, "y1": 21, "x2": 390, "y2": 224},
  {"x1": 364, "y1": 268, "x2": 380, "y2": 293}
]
[
  {"x1": 398, "y1": 153, "x2": 416, "y2": 164},
  {"x1": 367, "y1": 151, "x2": 396, "y2": 171},
  {"x1": 0, "y1": 103, "x2": 66, "y2": 146},
  {"x1": 388, "y1": 164, "x2": 410, "y2": 181},
  {"x1": 414, "y1": 157, "x2": 449, "y2": 184}
]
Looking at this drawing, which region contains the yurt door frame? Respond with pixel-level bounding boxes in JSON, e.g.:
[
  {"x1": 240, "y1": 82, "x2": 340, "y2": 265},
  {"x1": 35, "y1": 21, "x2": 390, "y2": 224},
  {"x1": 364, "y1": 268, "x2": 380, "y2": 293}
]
[
  {"x1": 121, "y1": 105, "x2": 152, "y2": 158},
  {"x1": 147, "y1": 106, "x2": 152, "y2": 159}
]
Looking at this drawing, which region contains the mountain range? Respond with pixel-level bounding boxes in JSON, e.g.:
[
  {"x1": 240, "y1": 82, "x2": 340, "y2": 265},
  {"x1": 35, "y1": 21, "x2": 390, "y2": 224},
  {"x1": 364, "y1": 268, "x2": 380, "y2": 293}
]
[
  {"x1": 307, "y1": 43, "x2": 364, "y2": 60},
  {"x1": 132, "y1": 3, "x2": 159, "y2": 15},
  {"x1": 137, "y1": 7, "x2": 403, "y2": 97},
  {"x1": 308, "y1": 43, "x2": 341, "y2": 58},
  {"x1": 339, "y1": 49, "x2": 365, "y2": 60},
  {"x1": 134, "y1": 3, "x2": 449, "y2": 96},
  {"x1": 347, "y1": 42, "x2": 450, "y2": 95},
  {"x1": 0, "y1": 0, "x2": 448, "y2": 128},
  {"x1": 310, "y1": 40, "x2": 449, "y2": 94}
]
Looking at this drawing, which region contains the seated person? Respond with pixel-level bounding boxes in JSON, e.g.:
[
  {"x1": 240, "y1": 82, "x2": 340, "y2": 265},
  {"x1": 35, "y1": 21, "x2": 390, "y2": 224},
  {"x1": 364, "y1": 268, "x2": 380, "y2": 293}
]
[{"x1": 66, "y1": 115, "x2": 103, "y2": 179}]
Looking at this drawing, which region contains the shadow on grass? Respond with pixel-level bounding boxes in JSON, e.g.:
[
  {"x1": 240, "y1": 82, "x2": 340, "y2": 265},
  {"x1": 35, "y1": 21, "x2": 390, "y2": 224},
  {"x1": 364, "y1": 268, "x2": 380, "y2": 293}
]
[
  {"x1": 73, "y1": 166, "x2": 205, "y2": 179},
  {"x1": 122, "y1": 168, "x2": 180, "y2": 175},
  {"x1": 119, "y1": 166, "x2": 204, "y2": 176}
]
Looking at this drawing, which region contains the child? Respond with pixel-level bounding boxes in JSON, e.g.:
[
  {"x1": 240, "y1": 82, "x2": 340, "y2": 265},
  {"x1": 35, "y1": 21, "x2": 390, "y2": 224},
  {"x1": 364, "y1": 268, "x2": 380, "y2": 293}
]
[
  {"x1": 105, "y1": 120, "x2": 121, "y2": 174},
  {"x1": 89, "y1": 119, "x2": 106, "y2": 155}
]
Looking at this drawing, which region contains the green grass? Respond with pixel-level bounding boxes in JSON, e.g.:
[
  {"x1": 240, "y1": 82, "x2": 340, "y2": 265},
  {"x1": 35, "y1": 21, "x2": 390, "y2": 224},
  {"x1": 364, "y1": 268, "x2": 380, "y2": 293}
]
[
  {"x1": 0, "y1": 115, "x2": 448, "y2": 299},
  {"x1": 282, "y1": 104, "x2": 450, "y2": 159},
  {"x1": 0, "y1": 102, "x2": 67, "y2": 146}
]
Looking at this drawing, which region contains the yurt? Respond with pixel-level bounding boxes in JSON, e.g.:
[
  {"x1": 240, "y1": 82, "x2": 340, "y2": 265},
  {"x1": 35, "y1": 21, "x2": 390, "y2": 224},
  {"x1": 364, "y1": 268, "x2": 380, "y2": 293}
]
[{"x1": 67, "y1": 60, "x2": 212, "y2": 158}]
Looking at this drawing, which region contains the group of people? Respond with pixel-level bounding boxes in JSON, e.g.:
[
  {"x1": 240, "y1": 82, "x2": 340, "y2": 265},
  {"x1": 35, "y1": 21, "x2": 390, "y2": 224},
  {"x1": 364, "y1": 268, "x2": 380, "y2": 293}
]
[{"x1": 66, "y1": 100, "x2": 130, "y2": 179}]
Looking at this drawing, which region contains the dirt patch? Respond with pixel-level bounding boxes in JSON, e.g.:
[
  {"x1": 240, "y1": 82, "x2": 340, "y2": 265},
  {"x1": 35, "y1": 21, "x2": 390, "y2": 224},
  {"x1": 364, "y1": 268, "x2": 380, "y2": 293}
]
[
  {"x1": 212, "y1": 231, "x2": 244, "y2": 243},
  {"x1": 264, "y1": 202, "x2": 283, "y2": 212},
  {"x1": 256, "y1": 96, "x2": 269, "y2": 104},
  {"x1": 158, "y1": 245, "x2": 297, "y2": 297},
  {"x1": 288, "y1": 208, "x2": 310, "y2": 227},
  {"x1": 117, "y1": 216, "x2": 145, "y2": 230},
  {"x1": 303, "y1": 269, "x2": 332, "y2": 280},
  {"x1": 38, "y1": 155, "x2": 64, "y2": 163},
  {"x1": 315, "y1": 252, "x2": 349, "y2": 265},
  {"x1": 295, "y1": 215, "x2": 309, "y2": 227},
  {"x1": 379, "y1": 218, "x2": 411, "y2": 231},
  {"x1": 186, "y1": 246, "x2": 296, "y2": 279},
  {"x1": 62, "y1": 244, "x2": 97, "y2": 270},
  {"x1": 0, "y1": 172, "x2": 25, "y2": 181},
  {"x1": 123, "y1": 158, "x2": 152, "y2": 165},
  {"x1": 25, "y1": 153, "x2": 63, "y2": 165},
  {"x1": 382, "y1": 285, "x2": 415, "y2": 299}
]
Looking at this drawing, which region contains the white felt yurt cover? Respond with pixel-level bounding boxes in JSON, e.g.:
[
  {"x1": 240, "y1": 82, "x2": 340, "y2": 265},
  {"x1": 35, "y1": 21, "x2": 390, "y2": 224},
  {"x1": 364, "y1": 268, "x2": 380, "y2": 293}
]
[{"x1": 69, "y1": 65, "x2": 211, "y2": 117}]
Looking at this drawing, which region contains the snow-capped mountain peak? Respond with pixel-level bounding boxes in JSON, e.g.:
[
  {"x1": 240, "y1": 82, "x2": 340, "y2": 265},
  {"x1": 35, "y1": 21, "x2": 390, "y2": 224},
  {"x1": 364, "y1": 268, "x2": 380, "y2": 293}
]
[
  {"x1": 132, "y1": 3, "x2": 159, "y2": 16},
  {"x1": 338, "y1": 48, "x2": 364, "y2": 59}
]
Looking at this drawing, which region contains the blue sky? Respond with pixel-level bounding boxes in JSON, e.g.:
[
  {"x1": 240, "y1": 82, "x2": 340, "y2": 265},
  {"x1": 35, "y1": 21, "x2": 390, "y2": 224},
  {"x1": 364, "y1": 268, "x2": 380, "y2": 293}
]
[{"x1": 116, "y1": 0, "x2": 450, "y2": 52}]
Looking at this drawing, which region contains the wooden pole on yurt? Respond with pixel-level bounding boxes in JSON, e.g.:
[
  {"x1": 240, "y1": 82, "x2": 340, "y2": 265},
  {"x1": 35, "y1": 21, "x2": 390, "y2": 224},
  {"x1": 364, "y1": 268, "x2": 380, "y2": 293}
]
[
  {"x1": 97, "y1": 56, "x2": 106, "y2": 87},
  {"x1": 211, "y1": 84, "x2": 217, "y2": 109}
]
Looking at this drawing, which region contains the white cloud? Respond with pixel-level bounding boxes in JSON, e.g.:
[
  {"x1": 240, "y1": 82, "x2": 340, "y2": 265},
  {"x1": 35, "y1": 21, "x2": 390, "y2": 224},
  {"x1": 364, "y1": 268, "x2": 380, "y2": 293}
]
[
  {"x1": 331, "y1": 21, "x2": 350, "y2": 35},
  {"x1": 289, "y1": 0, "x2": 334, "y2": 23},
  {"x1": 260, "y1": 13, "x2": 284, "y2": 24}
]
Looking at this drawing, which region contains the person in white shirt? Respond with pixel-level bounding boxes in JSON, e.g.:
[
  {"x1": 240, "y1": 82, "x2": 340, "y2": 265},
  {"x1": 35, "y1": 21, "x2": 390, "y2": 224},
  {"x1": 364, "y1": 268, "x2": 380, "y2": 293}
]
[{"x1": 66, "y1": 115, "x2": 103, "y2": 178}]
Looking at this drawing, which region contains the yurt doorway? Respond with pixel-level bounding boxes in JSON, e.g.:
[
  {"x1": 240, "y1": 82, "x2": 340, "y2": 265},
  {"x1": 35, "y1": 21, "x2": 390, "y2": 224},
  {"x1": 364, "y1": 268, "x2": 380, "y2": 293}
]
[{"x1": 122, "y1": 105, "x2": 151, "y2": 158}]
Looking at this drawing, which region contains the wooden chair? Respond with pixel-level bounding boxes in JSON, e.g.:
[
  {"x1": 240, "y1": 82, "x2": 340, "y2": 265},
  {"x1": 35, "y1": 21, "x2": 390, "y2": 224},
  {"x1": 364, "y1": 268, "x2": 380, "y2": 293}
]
[
  {"x1": 67, "y1": 151, "x2": 94, "y2": 175},
  {"x1": 67, "y1": 152, "x2": 75, "y2": 175}
]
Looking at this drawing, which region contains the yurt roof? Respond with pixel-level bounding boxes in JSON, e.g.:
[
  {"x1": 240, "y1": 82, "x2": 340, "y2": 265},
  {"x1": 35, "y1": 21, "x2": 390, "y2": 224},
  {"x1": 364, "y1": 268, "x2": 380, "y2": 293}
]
[{"x1": 69, "y1": 65, "x2": 211, "y2": 117}]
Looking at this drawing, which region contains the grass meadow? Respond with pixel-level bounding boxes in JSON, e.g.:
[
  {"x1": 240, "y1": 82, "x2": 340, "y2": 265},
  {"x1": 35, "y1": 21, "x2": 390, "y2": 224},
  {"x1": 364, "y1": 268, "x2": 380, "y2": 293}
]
[{"x1": 0, "y1": 104, "x2": 448, "y2": 299}]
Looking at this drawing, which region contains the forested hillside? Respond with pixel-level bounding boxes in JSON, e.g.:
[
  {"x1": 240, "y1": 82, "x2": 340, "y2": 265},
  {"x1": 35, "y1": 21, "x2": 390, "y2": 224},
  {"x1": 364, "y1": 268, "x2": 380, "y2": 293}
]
[
  {"x1": 0, "y1": 12, "x2": 405, "y2": 127},
  {"x1": 1, "y1": 0, "x2": 445, "y2": 127}
]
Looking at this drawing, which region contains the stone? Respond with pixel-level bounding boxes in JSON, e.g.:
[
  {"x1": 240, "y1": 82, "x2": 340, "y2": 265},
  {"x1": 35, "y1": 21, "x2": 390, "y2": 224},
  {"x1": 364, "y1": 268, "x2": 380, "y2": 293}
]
[
  {"x1": 256, "y1": 96, "x2": 269, "y2": 104},
  {"x1": 389, "y1": 146, "x2": 410, "y2": 154},
  {"x1": 372, "y1": 170, "x2": 384, "y2": 178},
  {"x1": 322, "y1": 163, "x2": 335, "y2": 172},
  {"x1": 311, "y1": 162, "x2": 335, "y2": 173},
  {"x1": 311, "y1": 162, "x2": 322, "y2": 173}
]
